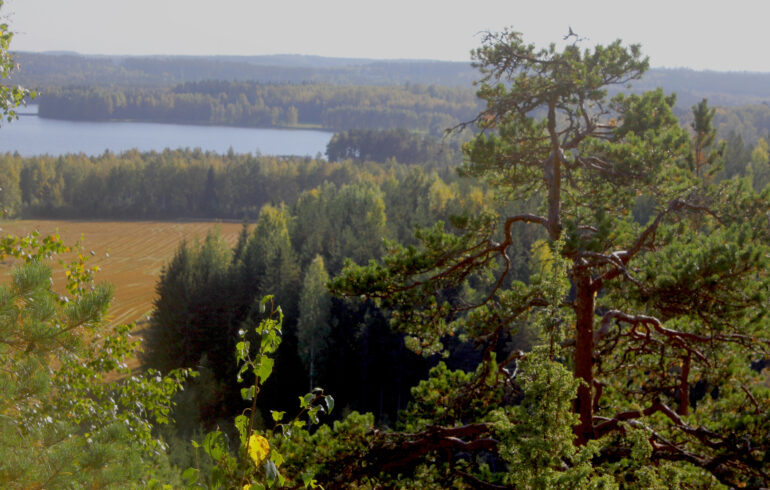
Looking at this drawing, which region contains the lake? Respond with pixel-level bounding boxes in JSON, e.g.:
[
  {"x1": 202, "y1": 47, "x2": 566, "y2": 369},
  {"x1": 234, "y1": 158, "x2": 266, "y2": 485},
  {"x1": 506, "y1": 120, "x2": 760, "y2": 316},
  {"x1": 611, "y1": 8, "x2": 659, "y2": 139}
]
[{"x1": 0, "y1": 106, "x2": 334, "y2": 157}]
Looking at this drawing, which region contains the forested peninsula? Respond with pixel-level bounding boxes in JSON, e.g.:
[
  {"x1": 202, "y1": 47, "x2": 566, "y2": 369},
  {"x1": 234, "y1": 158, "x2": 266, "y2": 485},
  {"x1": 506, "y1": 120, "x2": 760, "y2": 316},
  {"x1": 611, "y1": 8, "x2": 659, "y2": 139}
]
[{"x1": 36, "y1": 82, "x2": 480, "y2": 134}]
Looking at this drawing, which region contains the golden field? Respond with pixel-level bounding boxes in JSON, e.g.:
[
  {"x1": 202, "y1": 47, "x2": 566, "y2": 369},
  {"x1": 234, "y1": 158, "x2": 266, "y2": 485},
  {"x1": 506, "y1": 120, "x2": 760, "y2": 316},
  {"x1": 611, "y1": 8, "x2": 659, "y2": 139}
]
[{"x1": 0, "y1": 219, "x2": 243, "y2": 329}]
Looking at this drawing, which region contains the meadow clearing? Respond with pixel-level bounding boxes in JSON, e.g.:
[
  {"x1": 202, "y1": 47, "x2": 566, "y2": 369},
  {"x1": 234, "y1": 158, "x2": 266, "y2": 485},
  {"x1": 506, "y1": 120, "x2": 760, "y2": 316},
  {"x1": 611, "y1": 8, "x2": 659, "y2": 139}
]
[{"x1": 0, "y1": 220, "x2": 243, "y2": 369}]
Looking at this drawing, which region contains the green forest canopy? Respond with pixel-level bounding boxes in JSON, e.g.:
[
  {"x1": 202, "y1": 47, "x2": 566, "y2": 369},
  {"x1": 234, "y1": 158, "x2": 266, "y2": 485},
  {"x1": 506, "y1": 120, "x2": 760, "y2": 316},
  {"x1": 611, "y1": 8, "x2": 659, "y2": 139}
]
[{"x1": 2, "y1": 13, "x2": 770, "y2": 488}]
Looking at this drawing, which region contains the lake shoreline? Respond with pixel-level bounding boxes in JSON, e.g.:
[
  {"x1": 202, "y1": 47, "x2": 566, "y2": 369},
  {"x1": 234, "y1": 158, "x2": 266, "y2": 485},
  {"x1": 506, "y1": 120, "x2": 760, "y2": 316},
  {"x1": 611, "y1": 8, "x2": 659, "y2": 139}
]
[{"x1": 36, "y1": 113, "x2": 328, "y2": 132}]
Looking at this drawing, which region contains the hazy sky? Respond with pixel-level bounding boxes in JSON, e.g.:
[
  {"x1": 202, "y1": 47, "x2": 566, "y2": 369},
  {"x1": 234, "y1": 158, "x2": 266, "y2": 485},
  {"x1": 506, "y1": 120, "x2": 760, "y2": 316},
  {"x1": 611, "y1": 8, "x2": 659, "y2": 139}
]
[{"x1": 4, "y1": 0, "x2": 768, "y2": 72}]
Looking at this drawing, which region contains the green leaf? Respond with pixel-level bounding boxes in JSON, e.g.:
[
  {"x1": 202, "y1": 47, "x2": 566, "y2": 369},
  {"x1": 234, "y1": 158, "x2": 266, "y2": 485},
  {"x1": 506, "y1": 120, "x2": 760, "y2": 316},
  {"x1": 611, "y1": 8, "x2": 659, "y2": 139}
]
[
  {"x1": 259, "y1": 294, "x2": 273, "y2": 313},
  {"x1": 234, "y1": 414, "x2": 249, "y2": 444},
  {"x1": 203, "y1": 431, "x2": 227, "y2": 461},
  {"x1": 325, "y1": 395, "x2": 334, "y2": 414},
  {"x1": 210, "y1": 467, "x2": 226, "y2": 488},
  {"x1": 256, "y1": 357, "x2": 274, "y2": 384},
  {"x1": 271, "y1": 410, "x2": 285, "y2": 422},
  {"x1": 299, "y1": 394, "x2": 309, "y2": 409},
  {"x1": 181, "y1": 467, "x2": 199, "y2": 486},
  {"x1": 271, "y1": 448, "x2": 285, "y2": 467},
  {"x1": 302, "y1": 474, "x2": 314, "y2": 488},
  {"x1": 308, "y1": 406, "x2": 320, "y2": 424},
  {"x1": 237, "y1": 362, "x2": 249, "y2": 381},
  {"x1": 235, "y1": 340, "x2": 249, "y2": 361},
  {"x1": 241, "y1": 385, "x2": 256, "y2": 401}
]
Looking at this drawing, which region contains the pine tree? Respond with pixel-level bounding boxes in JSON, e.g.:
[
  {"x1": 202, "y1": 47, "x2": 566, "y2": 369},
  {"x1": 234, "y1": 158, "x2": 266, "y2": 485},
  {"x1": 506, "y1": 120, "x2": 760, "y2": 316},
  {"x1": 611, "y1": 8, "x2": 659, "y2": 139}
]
[
  {"x1": 332, "y1": 29, "x2": 770, "y2": 487},
  {"x1": 0, "y1": 234, "x2": 189, "y2": 487},
  {"x1": 689, "y1": 98, "x2": 725, "y2": 181}
]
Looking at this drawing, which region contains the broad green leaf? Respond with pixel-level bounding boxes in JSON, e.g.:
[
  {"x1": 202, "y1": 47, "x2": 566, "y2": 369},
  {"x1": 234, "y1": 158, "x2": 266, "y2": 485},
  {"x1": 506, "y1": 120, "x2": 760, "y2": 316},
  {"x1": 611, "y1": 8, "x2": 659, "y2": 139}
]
[
  {"x1": 259, "y1": 295, "x2": 273, "y2": 313},
  {"x1": 271, "y1": 410, "x2": 285, "y2": 422},
  {"x1": 181, "y1": 467, "x2": 199, "y2": 486},
  {"x1": 210, "y1": 467, "x2": 226, "y2": 488},
  {"x1": 241, "y1": 385, "x2": 255, "y2": 401},
  {"x1": 271, "y1": 448, "x2": 285, "y2": 467},
  {"x1": 203, "y1": 431, "x2": 227, "y2": 461},
  {"x1": 234, "y1": 414, "x2": 249, "y2": 444},
  {"x1": 256, "y1": 358, "x2": 274, "y2": 383},
  {"x1": 299, "y1": 393, "x2": 313, "y2": 409}
]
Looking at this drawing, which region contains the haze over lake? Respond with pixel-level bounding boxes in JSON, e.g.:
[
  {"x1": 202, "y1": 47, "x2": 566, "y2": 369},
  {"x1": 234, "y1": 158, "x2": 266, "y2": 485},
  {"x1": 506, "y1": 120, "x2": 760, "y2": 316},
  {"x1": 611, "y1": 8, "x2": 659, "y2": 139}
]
[{"x1": 0, "y1": 107, "x2": 333, "y2": 157}]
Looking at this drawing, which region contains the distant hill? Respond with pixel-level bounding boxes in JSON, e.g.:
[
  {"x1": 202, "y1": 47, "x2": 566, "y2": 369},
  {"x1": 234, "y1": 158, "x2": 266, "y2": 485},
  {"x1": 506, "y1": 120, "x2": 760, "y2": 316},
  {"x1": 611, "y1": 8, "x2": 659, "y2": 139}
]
[
  {"x1": 627, "y1": 68, "x2": 770, "y2": 109},
  {"x1": 8, "y1": 51, "x2": 770, "y2": 109},
  {"x1": 7, "y1": 52, "x2": 479, "y2": 88}
]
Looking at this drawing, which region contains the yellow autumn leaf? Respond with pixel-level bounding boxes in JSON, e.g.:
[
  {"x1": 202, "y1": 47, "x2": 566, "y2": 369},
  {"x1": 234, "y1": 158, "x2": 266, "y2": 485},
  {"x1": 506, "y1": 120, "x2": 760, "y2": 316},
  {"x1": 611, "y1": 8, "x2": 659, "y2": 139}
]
[{"x1": 247, "y1": 433, "x2": 270, "y2": 466}]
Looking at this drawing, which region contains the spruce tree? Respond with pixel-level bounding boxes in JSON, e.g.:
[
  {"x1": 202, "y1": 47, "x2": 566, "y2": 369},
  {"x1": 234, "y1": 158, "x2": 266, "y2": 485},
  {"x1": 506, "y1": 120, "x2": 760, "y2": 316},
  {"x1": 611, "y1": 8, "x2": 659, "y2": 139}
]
[{"x1": 297, "y1": 255, "x2": 331, "y2": 390}]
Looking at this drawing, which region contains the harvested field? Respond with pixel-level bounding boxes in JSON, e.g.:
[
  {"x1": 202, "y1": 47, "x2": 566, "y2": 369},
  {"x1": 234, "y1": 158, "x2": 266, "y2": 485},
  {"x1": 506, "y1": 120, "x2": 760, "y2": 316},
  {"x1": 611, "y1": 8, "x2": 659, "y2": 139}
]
[{"x1": 0, "y1": 220, "x2": 243, "y2": 356}]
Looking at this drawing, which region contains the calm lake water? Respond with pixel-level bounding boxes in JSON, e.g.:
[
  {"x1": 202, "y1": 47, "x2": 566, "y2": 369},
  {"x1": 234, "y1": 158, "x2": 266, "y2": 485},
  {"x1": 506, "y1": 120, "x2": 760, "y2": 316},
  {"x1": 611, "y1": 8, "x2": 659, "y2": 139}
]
[{"x1": 0, "y1": 106, "x2": 333, "y2": 157}]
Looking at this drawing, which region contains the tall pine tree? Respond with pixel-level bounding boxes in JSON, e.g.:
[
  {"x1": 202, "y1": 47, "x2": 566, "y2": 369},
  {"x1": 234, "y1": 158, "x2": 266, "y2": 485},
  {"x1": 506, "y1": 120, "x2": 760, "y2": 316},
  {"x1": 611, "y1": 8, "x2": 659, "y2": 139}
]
[{"x1": 333, "y1": 29, "x2": 770, "y2": 487}]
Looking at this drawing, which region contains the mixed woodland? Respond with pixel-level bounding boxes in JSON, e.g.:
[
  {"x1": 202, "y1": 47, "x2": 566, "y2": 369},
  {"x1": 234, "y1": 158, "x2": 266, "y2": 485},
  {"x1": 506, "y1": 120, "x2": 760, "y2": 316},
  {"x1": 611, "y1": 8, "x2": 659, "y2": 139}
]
[{"x1": 2, "y1": 13, "x2": 770, "y2": 490}]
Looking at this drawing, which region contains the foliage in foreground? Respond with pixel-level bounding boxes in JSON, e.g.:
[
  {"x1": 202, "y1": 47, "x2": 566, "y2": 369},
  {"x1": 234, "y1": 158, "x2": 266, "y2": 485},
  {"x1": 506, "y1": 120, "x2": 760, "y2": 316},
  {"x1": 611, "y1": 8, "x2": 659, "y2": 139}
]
[
  {"x1": 0, "y1": 0, "x2": 33, "y2": 124},
  {"x1": 168, "y1": 296, "x2": 333, "y2": 489},
  {"x1": 0, "y1": 233, "x2": 191, "y2": 487}
]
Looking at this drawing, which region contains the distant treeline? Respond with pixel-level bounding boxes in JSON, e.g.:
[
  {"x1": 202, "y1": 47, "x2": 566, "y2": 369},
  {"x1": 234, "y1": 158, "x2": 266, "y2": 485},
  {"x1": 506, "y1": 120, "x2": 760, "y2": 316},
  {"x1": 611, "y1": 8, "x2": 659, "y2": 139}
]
[{"x1": 37, "y1": 81, "x2": 481, "y2": 134}]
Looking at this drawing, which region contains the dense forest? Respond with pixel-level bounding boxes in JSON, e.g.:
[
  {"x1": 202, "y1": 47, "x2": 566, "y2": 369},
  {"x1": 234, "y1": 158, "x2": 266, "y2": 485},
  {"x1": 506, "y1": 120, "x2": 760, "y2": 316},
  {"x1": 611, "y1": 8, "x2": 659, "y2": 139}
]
[
  {"x1": 140, "y1": 168, "x2": 521, "y2": 430},
  {"x1": 3, "y1": 12, "x2": 770, "y2": 489}
]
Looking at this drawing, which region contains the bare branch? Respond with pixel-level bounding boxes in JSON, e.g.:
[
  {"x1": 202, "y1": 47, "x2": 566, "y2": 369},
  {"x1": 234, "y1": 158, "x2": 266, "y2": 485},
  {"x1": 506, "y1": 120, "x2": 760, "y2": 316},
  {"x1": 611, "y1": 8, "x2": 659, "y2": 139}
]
[
  {"x1": 453, "y1": 469, "x2": 511, "y2": 489},
  {"x1": 577, "y1": 250, "x2": 642, "y2": 288},
  {"x1": 370, "y1": 424, "x2": 497, "y2": 475}
]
